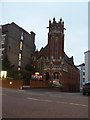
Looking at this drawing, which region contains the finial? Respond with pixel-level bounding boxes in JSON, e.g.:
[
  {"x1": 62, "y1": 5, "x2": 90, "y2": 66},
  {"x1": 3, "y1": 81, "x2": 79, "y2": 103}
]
[
  {"x1": 60, "y1": 18, "x2": 62, "y2": 22},
  {"x1": 62, "y1": 21, "x2": 64, "y2": 25},
  {"x1": 49, "y1": 20, "x2": 51, "y2": 24},
  {"x1": 53, "y1": 17, "x2": 55, "y2": 22}
]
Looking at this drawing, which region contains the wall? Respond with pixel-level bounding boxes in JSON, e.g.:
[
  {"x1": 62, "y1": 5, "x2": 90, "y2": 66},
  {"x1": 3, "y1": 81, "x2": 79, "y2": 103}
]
[
  {"x1": 85, "y1": 50, "x2": 90, "y2": 81},
  {"x1": 0, "y1": 80, "x2": 23, "y2": 89},
  {"x1": 30, "y1": 80, "x2": 48, "y2": 88},
  {"x1": 2, "y1": 23, "x2": 35, "y2": 70}
]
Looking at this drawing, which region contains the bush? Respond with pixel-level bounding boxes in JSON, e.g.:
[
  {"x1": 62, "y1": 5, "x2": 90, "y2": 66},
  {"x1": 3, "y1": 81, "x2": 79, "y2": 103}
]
[
  {"x1": 6, "y1": 77, "x2": 14, "y2": 80},
  {"x1": 49, "y1": 81, "x2": 63, "y2": 90},
  {"x1": 7, "y1": 70, "x2": 24, "y2": 80},
  {"x1": 2, "y1": 57, "x2": 11, "y2": 70}
]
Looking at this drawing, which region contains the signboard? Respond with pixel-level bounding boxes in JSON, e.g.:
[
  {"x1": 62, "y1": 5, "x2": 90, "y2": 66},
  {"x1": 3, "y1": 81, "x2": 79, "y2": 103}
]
[{"x1": 32, "y1": 72, "x2": 43, "y2": 80}]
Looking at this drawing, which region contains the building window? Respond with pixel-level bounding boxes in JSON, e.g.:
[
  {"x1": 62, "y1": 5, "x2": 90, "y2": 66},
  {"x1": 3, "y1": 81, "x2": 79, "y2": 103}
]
[
  {"x1": 83, "y1": 67, "x2": 85, "y2": 70},
  {"x1": 20, "y1": 41, "x2": 23, "y2": 50},
  {"x1": 2, "y1": 34, "x2": 6, "y2": 44},
  {"x1": 2, "y1": 44, "x2": 4, "y2": 48},
  {"x1": 8, "y1": 46, "x2": 11, "y2": 51},
  {"x1": 53, "y1": 72, "x2": 59, "y2": 80},
  {"x1": 2, "y1": 50, "x2": 4, "y2": 54},
  {"x1": 83, "y1": 72, "x2": 85, "y2": 76},
  {"x1": 0, "y1": 48, "x2": 5, "y2": 56},
  {"x1": 83, "y1": 78, "x2": 85, "y2": 82},
  {"x1": 19, "y1": 61, "x2": 21, "y2": 66},
  {"x1": 21, "y1": 31, "x2": 24, "y2": 40},
  {"x1": 33, "y1": 56, "x2": 36, "y2": 61},
  {"x1": 19, "y1": 53, "x2": 22, "y2": 60}
]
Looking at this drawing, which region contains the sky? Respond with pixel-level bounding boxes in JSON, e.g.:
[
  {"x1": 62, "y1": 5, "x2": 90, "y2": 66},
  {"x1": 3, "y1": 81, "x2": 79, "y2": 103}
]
[{"x1": 0, "y1": 1, "x2": 88, "y2": 65}]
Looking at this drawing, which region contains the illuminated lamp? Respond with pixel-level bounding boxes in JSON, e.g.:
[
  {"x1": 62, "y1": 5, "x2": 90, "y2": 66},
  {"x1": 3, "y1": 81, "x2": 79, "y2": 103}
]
[{"x1": 35, "y1": 72, "x2": 39, "y2": 76}]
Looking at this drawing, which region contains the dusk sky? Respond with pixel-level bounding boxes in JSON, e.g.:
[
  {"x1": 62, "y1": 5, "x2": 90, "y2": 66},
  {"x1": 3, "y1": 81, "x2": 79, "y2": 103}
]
[{"x1": 0, "y1": 1, "x2": 88, "y2": 65}]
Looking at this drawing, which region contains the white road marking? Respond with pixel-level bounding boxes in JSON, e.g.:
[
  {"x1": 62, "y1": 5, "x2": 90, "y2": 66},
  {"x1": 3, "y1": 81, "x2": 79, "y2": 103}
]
[
  {"x1": 18, "y1": 90, "x2": 25, "y2": 92},
  {"x1": 27, "y1": 97, "x2": 88, "y2": 107},
  {"x1": 20, "y1": 91, "x2": 44, "y2": 96},
  {"x1": 50, "y1": 94, "x2": 88, "y2": 99},
  {"x1": 69, "y1": 102, "x2": 88, "y2": 107}
]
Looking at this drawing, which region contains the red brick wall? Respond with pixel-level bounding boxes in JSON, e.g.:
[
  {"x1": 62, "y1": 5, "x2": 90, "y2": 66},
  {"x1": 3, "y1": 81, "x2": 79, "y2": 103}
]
[
  {"x1": 30, "y1": 80, "x2": 48, "y2": 88},
  {"x1": 0, "y1": 80, "x2": 23, "y2": 89},
  {"x1": 61, "y1": 64, "x2": 80, "y2": 92}
]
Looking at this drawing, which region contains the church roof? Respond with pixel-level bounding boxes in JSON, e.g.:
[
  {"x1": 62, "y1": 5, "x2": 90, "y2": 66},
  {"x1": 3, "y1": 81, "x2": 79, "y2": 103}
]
[
  {"x1": 34, "y1": 45, "x2": 74, "y2": 65},
  {"x1": 35, "y1": 45, "x2": 48, "y2": 59},
  {"x1": 63, "y1": 53, "x2": 74, "y2": 65}
]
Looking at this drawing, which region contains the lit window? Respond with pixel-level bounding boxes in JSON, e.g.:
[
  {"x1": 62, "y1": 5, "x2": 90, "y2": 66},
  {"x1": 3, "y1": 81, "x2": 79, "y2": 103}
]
[
  {"x1": 2, "y1": 34, "x2": 6, "y2": 44},
  {"x1": 19, "y1": 53, "x2": 22, "y2": 60},
  {"x1": 19, "y1": 61, "x2": 21, "y2": 66},
  {"x1": 20, "y1": 41, "x2": 23, "y2": 50},
  {"x1": 21, "y1": 32, "x2": 24, "y2": 40},
  {"x1": 0, "y1": 71, "x2": 7, "y2": 78}
]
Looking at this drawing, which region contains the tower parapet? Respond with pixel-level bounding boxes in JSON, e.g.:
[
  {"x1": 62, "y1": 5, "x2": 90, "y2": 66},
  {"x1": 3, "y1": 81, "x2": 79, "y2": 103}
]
[{"x1": 48, "y1": 17, "x2": 66, "y2": 34}]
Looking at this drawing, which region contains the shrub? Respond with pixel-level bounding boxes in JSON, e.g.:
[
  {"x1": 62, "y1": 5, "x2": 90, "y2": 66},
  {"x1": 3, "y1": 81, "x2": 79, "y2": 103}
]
[{"x1": 49, "y1": 80, "x2": 63, "y2": 90}]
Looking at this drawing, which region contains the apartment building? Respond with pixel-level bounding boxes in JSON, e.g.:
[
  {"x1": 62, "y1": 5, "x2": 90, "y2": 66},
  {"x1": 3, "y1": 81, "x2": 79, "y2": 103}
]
[
  {"x1": 84, "y1": 50, "x2": 90, "y2": 82},
  {"x1": 1, "y1": 22, "x2": 35, "y2": 71},
  {"x1": 77, "y1": 63, "x2": 85, "y2": 90}
]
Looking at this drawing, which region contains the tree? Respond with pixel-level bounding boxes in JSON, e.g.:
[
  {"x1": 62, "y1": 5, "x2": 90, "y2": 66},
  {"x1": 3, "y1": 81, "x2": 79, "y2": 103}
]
[
  {"x1": 25, "y1": 64, "x2": 34, "y2": 72},
  {"x1": 2, "y1": 57, "x2": 10, "y2": 70}
]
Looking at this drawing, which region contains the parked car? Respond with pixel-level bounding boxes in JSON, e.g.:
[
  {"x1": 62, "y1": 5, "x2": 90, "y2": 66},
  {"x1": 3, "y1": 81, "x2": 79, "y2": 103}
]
[{"x1": 83, "y1": 81, "x2": 90, "y2": 95}]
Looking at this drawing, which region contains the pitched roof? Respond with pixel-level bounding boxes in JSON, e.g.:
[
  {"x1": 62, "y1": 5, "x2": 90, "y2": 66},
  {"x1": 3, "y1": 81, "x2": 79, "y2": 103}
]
[
  {"x1": 35, "y1": 45, "x2": 48, "y2": 59},
  {"x1": 64, "y1": 53, "x2": 74, "y2": 65}
]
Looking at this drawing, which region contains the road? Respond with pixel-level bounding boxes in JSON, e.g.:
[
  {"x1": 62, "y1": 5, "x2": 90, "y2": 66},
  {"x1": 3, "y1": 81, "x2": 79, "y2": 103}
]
[{"x1": 1, "y1": 88, "x2": 89, "y2": 118}]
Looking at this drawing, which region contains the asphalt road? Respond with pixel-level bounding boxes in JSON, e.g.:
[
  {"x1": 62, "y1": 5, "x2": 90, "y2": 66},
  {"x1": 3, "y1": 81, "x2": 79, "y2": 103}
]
[{"x1": 1, "y1": 88, "x2": 89, "y2": 118}]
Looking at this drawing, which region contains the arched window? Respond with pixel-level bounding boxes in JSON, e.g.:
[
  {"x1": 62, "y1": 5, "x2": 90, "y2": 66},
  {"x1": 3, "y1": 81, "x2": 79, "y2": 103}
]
[{"x1": 53, "y1": 72, "x2": 59, "y2": 80}]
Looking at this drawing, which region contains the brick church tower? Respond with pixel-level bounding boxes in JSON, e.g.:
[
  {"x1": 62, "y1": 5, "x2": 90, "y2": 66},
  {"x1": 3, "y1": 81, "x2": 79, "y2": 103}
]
[
  {"x1": 48, "y1": 18, "x2": 65, "y2": 61},
  {"x1": 45, "y1": 18, "x2": 67, "y2": 85}
]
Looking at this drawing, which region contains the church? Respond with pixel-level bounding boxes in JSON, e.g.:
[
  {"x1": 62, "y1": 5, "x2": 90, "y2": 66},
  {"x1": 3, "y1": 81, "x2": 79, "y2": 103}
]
[{"x1": 31, "y1": 18, "x2": 80, "y2": 92}]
